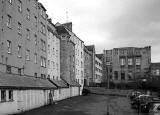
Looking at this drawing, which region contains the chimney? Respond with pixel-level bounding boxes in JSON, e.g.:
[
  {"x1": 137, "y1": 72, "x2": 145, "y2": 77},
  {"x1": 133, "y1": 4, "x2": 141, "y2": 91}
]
[{"x1": 63, "y1": 22, "x2": 72, "y2": 32}]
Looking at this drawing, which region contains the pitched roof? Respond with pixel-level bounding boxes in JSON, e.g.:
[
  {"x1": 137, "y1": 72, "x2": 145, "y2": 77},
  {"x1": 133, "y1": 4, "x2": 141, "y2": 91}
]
[
  {"x1": 0, "y1": 72, "x2": 57, "y2": 89},
  {"x1": 151, "y1": 63, "x2": 160, "y2": 69},
  {"x1": 49, "y1": 79, "x2": 68, "y2": 88},
  {"x1": 96, "y1": 54, "x2": 103, "y2": 60},
  {"x1": 55, "y1": 25, "x2": 70, "y2": 35},
  {"x1": 61, "y1": 78, "x2": 81, "y2": 87},
  {"x1": 86, "y1": 45, "x2": 95, "y2": 51}
]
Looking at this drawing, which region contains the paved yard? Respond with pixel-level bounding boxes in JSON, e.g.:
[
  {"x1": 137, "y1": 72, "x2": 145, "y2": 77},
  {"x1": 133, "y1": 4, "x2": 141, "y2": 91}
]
[{"x1": 15, "y1": 94, "x2": 146, "y2": 115}]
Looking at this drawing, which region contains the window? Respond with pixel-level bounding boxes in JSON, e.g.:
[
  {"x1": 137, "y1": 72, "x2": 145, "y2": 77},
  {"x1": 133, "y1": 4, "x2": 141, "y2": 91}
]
[
  {"x1": 41, "y1": 74, "x2": 46, "y2": 79},
  {"x1": 6, "y1": 15, "x2": 12, "y2": 28},
  {"x1": 120, "y1": 58, "x2": 125, "y2": 66},
  {"x1": 34, "y1": 16, "x2": 37, "y2": 27},
  {"x1": 47, "y1": 75, "x2": 50, "y2": 79},
  {"x1": 8, "y1": 0, "x2": 12, "y2": 4},
  {"x1": 34, "y1": 53, "x2": 37, "y2": 63},
  {"x1": 40, "y1": 22, "x2": 46, "y2": 35},
  {"x1": 35, "y1": 34, "x2": 37, "y2": 45},
  {"x1": 26, "y1": 50, "x2": 30, "y2": 61},
  {"x1": 26, "y1": 8, "x2": 30, "y2": 20},
  {"x1": 18, "y1": 22, "x2": 22, "y2": 35},
  {"x1": 121, "y1": 72, "x2": 125, "y2": 80},
  {"x1": 114, "y1": 71, "x2": 118, "y2": 80},
  {"x1": 7, "y1": 40, "x2": 12, "y2": 53},
  {"x1": 6, "y1": 65, "x2": 11, "y2": 73},
  {"x1": 41, "y1": 39, "x2": 46, "y2": 52},
  {"x1": 52, "y1": 61, "x2": 55, "y2": 69},
  {"x1": 53, "y1": 48, "x2": 55, "y2": 55},
  {"x1": 18, "y1": 45, "x2": 22, "y2": 57},
  {"x1": 26, "y1": 29, "x2": 30, "y2": 40},
  {"x1": 1, "y1": 90, "x2": 6, "y2": 102},
  {"x1": 40, "y1": 56, "x2": 46, "y2": 67},
  {"x1": 34, "y1": 0, "x2": 37, "y2": 9},
  {"x1": 48, "y1": 45, "x2": 50, "y2": 54},
  {"x1": 18, "y1": 0, "x2": 22, "y2": 13},
  {"x1": 8, "y1": 90, "x2": 13, "y2": 101},
  {"x1": 48, "y1": 60, "x2": 50, "y2": 67},
  {"x1": 34, "y1": 73, "x2": 37, "y2": 77},
  {"x1": 128, "y1": 58, "x2": 133, "y2": 66},
  {"x1": 18, "y1": 68, "x2": 21, "y2": 75},
  {"x1": 136, "y1": 57, "x2": 141, "y2": 65},
  {"x1": 156, "y1": 69, "x2": 160, "y2": 76}
]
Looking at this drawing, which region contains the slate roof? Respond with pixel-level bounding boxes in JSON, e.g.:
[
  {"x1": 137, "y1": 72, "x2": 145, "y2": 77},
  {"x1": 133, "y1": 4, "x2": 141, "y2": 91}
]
[
  {"x1": 151, "y1": 63, "x2": 160, "y2": 69},
  {"x1": 0, "y1": 72, "x2": 57, "y2": 89},
  {"x1": 49, "y1": 79, "x2": 68, "y2": 88},
  {"x1": 62, "y1": 79, "x2": 81, "y2": 87},
  {"x1": 86, "y1": 45, "x2": 95, "y2": 51}
]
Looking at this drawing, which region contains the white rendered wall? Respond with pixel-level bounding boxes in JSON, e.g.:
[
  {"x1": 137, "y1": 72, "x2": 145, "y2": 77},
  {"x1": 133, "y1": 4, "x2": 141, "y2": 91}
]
[{"x1": 0, "y1": 89, "x2": 50, "y2": 115}]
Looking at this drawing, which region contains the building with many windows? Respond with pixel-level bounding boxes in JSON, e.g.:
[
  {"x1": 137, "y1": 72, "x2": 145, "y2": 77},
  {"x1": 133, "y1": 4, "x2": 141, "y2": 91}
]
[
  {"x1": 62, "y1": 22, "x2": 84, "y2": 95},
  {"x1": 0, "y1": 0, "x2": 48, "y2": 77},
  {"x1": 56, "y1": 23, "x2": 80, "y2": 96},
  {"x1": 84, "y1": 46, "x2": 93, "y2": 86},
  {"x1": 103, "y1": 46, "x2": 151, "y2": 84},
  {"x1": 0, "y1": 1, "x2": 57, "y2": 114},
  {"x1": 95, "y1": 55, "x2": 103, "y2": 85},
  {"x1": 85, "y1": 45, "x2": 96, "y2": 85}
]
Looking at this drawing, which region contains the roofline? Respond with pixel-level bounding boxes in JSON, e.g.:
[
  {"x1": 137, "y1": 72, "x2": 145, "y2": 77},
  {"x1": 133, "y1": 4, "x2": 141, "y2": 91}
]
[{"x1": 60, "y1": 23, "x2": 84, "y2": 43}]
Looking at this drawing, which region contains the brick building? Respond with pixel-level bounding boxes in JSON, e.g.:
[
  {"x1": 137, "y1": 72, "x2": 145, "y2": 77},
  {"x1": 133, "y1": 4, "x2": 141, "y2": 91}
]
[{"x1": 103, "y1": 46, "x2": 151, "y2": 84}]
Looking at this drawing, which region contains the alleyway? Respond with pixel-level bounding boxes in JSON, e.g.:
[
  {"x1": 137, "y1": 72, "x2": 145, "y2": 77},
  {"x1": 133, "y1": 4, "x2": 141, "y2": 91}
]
[{"x1": 15, "y1": 94, "x2": 146, "y2": 115}]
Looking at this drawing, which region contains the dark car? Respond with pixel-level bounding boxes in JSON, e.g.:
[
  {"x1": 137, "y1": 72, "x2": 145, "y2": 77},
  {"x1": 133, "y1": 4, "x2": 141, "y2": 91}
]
[
  {"x1": 148, "y1": 101, "x2": 160, "y2": 115},
  {"x1": 129, "y1": 91, "x2": 141, "y2": 101},
  {"x1": 82, "y1": 88, "x2": 90, "y2": 96},
  {"x1": 140, "y1": 97, "x2": 160, "y2": 113},
  {"x1": 131, "y1": 94, "x2": 150, "y2": 109}
]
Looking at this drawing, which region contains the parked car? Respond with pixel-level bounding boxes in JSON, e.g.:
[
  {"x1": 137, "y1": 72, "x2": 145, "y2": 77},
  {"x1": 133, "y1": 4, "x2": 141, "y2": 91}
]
[
  {"x1": 82, "y1": 88, "x2": 90, "y2": 96},
  {"x1": 140, "y1": 97, "x2": 160, "y2": 113},
  {"x1": 131, "y1": 94, "x2": 150, "y2": 109},
  {"x1": 148, "y1": 102, "x2": 160, "y2": 115},
  {"x1": 129, "y1": 91, "x2": 141, "y2": 101}
]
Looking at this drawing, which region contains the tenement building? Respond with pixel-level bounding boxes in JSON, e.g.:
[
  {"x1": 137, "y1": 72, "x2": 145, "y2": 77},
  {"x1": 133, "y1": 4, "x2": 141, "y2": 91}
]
[
  {"x1": 62, "y1": 22, "x2": 84, "y2": 94},
  {"x1": 103, "y1": 46, "x2": 151, "y2": 84},
  {"x1": 56, "y1": 23, "x2": 80, "y2": 96},
  {"x1": 86, "y1": 45, "x2": 96, "y2": 85},
  {"x1": 84, "y1": 46, "x2": 93, "y2": 86},
  {"x1": 0, "y1": 0, "x2": 48, "y2": 77},
  {"x1": 95, "y1": 55, "x2": 103, "y2": 85},
  {"x1": 0, "y1": 1, "x2": 57, "y2": 114}
]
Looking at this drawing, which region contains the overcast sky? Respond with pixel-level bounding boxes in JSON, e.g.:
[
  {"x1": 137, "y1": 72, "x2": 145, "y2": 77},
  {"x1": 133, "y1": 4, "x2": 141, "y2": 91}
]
[{"x1": 39, "y1": 0, "x2": 160, "y2": 62}]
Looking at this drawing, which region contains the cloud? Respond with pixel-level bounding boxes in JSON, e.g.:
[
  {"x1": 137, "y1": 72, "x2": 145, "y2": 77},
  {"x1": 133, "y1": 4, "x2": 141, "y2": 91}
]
[{"x1": 39, "y1": 0, "x2": 160, "y2": 62}]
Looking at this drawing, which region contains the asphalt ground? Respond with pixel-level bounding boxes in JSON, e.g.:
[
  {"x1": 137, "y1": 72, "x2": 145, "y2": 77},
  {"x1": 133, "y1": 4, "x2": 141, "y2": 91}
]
[{"x1": 14, "y1": 94, "x2": 146, "y2": 115}]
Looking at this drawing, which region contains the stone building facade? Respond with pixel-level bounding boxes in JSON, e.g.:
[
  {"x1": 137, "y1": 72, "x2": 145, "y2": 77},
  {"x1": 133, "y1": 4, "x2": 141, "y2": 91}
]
[
  {"x1": 103, "y1": 46, "x2": 151, "y2": 84},
  {"x1": 86, "y1": 45, "x2": 96, "y2": 85},
  {"x1": 56, "y1": 24, "x2": 76, "y2": 85},
  {"x1": 84, "y1": 46, "x2": 93, "y2": 86},
  {"x1": 0, "y1": 0, "x2": 48, "y2": 78},
  {"x1": 47, "y1": 19, "x2": 60, "y2": 81},
  {"x1": 95, "y1": 55, "x2": 103, "y2": 84},
  {"x1": 62, "y1": 22, "x2": 84, "y2": 94}
]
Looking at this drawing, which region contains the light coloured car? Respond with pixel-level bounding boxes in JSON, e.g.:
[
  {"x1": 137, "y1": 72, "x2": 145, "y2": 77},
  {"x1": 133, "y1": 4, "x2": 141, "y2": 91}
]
[{"x1": 149, "y1": 103, "x2": 160, "y2": 115}]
